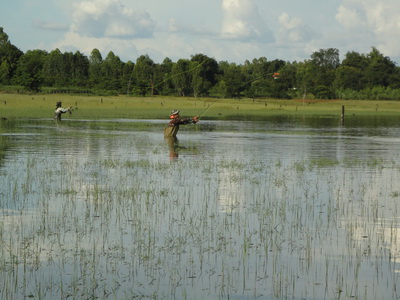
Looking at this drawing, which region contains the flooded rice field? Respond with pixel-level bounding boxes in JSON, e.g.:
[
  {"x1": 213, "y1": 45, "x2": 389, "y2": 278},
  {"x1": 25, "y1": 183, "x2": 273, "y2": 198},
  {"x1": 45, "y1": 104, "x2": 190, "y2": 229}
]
[{"x1": 1, "y1": 116, "x2": 400, "y2": 299}]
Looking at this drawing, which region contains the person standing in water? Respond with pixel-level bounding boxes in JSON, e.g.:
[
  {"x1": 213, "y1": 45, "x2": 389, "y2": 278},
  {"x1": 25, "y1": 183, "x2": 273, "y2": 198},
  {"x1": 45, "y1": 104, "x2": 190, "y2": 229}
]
[
  {"x1": 164, "y1": 110, "x2": 199, "y2": 137},
  {"x1": 54, "y1": 101, "x2": 72, "y2": 121}
]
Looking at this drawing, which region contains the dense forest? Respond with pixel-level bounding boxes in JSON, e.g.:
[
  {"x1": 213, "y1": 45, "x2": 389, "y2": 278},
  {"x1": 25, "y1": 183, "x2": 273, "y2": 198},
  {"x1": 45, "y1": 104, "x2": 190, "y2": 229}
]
[{"x1": 1, "y1": 27, "x2": 400, "y2": 100}]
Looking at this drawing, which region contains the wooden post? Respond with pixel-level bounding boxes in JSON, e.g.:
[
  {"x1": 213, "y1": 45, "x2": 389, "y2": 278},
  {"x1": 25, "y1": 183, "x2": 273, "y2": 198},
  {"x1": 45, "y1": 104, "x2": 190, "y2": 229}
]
[{"x1": 341, "y1": 105, "x2": 345, "y2": 125}]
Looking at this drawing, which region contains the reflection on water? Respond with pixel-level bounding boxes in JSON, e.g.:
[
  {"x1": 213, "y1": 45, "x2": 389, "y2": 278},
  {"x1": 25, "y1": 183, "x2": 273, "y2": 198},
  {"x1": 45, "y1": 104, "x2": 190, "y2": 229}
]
[
  {"x1": 0, "y1": 117, "x2": 400, "y2": 299},
  {"x1": 165, "y1": 136, "x2": 179, "y2": 160}
]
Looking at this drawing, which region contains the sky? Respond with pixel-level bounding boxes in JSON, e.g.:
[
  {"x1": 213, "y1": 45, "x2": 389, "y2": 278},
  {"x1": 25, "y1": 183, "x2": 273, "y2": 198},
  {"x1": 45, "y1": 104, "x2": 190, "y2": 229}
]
[{"x1": 1, "y1": 0, "x2": 400, "y2": 65}]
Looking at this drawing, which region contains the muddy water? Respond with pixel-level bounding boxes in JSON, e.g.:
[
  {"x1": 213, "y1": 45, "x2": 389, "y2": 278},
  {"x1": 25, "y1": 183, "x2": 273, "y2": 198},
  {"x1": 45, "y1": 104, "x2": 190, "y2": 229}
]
[{"x1": 0, "y1": 116, "x2": 400, "y2": 299}]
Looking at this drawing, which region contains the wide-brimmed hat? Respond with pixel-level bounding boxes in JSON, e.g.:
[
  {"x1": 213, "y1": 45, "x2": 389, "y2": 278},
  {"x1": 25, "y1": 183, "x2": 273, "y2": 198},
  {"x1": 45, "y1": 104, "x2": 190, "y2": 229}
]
[{"x1": 170, "y1": 109, "x2": 180, "y2": 116}]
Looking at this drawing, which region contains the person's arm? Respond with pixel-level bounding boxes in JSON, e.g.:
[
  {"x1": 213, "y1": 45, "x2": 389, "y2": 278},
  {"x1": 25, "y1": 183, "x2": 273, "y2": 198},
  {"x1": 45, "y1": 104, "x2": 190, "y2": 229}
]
[
  {"x1": 56, "y1": 107, "x2": 71, "y2": 114},
  {"x1": 178, "y1": 117, "x2": 199, "y2": 125},
  {"x1": 169, "y1": 118, "x2": 180, "y2": 126},
  {"x1": 169, "y1": 116, "x2": 198, "y2": 127}
]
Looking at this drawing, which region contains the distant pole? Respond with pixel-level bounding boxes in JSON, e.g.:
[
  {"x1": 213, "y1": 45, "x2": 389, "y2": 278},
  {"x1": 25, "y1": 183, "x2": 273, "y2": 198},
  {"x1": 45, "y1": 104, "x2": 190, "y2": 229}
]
[{"x1": 341, "y1": 105, "x2": 345, "y2": 125}]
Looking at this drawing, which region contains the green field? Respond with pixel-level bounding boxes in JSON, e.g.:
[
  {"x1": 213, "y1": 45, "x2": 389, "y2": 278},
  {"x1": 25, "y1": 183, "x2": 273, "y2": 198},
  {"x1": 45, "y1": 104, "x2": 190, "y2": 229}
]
[{"x1": 1, "y1": 93, "x2": 400, "y2": 120}]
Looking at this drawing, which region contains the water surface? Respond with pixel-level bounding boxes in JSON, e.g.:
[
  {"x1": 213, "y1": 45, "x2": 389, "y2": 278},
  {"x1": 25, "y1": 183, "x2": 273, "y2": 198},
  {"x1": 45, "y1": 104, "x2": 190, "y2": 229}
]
[{"x1": 0, "y1": 116, "x2": 400, "y2": 299}]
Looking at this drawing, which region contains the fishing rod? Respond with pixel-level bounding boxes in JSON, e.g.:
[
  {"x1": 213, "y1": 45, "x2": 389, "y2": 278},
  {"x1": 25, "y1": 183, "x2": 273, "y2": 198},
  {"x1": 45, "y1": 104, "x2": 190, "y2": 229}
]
[
  {"x1": 196, "y1": 64, "x2": 287, "y2": 119},
  {"x1": 191, "y1": 62, "x2": 289, "y2": 120},
  {"x1": 155, "y1": 58, "x2": 211, "y2": 89},
  {"x1": 240, "y1": 63, "x2": 289, "y2": 87},
  {"x1": 194, "y1": 64, "x2": 287, "y2": 119},
  {"x1": 196, "y1": 99, "x2": 220, "y2": 120}
]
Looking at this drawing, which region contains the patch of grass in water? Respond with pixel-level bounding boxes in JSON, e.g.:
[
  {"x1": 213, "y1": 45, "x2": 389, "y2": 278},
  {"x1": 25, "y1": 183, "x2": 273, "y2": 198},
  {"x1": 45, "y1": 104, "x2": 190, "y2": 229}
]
[
  {"x1": 390, "y1": 191, "x2": 400, "y2": 198},
  {"x1": 343, "y1": 158, "x2": 385, "y2": 168},
  {"x1": 309, "y1": 158, "x2": 339, "y2": 169}
]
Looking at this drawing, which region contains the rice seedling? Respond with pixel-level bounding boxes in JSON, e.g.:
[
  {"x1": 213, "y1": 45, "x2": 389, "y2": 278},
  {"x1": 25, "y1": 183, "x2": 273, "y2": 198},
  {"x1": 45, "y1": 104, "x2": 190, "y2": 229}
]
[{"x1": 0, "y1": 117, "x2": 399, "y2": 299}]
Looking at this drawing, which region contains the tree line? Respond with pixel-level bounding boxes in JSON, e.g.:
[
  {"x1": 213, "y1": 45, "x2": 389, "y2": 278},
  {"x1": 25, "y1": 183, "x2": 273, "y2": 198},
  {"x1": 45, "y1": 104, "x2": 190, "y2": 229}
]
[{"x1": 1, "y1": 27, "x2": 400, "y2": 100}]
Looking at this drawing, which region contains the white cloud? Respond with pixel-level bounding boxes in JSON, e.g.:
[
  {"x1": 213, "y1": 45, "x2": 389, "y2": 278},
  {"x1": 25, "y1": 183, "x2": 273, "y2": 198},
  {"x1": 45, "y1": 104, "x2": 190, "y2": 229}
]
[
  {"x1": 167, "y1": 18, "x2": 216, "y2": 37},
  {"x1": 220, "y1": 0, "x2": 272, "y2": 42},
  {"x1": 32, "y1": 20, "x2": 69, "y2": 32},
  {"x1": 55, "y1": 0, "x2": 277, "y2": 63},
  {"x1": 53, "y1": 31, "x2": 139, "y2": 59},
  {"x1": 11, "y1": 0, "x2": 400, "y2": 65},
  {"x1": 71, "y1": 0, "x2": 155, "y2": 38},
  {"x1": 335, "y1": 0, "x2": 400, "y2": 59},
  {"x1": 277, "y1": 13, "x2": 316, "y2": 43}
]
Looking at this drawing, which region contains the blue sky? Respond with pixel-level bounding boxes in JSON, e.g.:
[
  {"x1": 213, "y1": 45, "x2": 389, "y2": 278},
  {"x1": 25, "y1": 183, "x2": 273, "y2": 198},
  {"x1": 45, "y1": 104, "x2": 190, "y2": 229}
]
[{"x1": 1, "y1": 0, "x2": 400, "y2": 64}]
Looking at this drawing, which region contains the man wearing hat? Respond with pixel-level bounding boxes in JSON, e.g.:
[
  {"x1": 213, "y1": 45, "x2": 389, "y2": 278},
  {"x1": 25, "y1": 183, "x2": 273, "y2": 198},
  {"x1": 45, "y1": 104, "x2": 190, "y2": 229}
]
[
  {"x1": 54, "y1": 101, "x2": 72, "y2": 121},
  {"x1": 164, "y1": 110, "x2": 199, "y2": 137}
]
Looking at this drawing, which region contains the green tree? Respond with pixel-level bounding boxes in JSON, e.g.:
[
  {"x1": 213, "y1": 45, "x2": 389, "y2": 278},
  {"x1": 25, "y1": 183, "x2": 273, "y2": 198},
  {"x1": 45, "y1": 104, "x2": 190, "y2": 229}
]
[
  {"x1": 14, "y1": 50, "x2": 48, "y2": 91},
  {"x1": 89, "y1": 49, "x2": 103, "y2": 88},
  {"x1": 338, "y1": 51, "x2": 369, "y2": 90},
  {"x1": 333, "y1": 65, "x2": 364, "y2": 91},
  {"x1": 0, "y1": 27, "x2": 8, "y2": 46},
  {"x1": 296, "y1": 60, "x2": 314, "y2": 99},
  {"x1": 190, "y1": 60, "x2": 203, "y2": 98},
  {"x1": 43, "y1": 50, "x2": 89, "y2": 88},
  {"x1": 190, "y1": 54, "x2": 219, "y2": 97},
  {"x1": 247, "y1": 78, "x2": 271, "y2": 98},
  {"x1": 388, "y1": 67, "x2": 400, "y2": 89},
  {"x1": 341, "y1": 51, "x2": 368, "y2": 69},
  {"x1": 121, "y1": 60, "x2": 135, "y2": 96},
  {"x1": 311, "y1": 48, "x2": 340, "y2": 70},
  {"x1": 276, "y1": 62, "x2": 297, "y2": 98},
  {"x1": 209, "y1": 80, "x2": 228, "y2": 98},
  {"x1": 215, "y1": 61, "x2": 247, "y2": 98},
  {"x1": 267, "y1": 59, "x2": 286, "y2": 76},
  {"x1": 71, "y1": 51, "x2": 89, "y2": 87},
  {"x1": 63, "y1": 52, "x2": 75, "y2": 86},
  {"x1": 133, "y1": 54, "x2": 155, "y2": 96},
  {"x1": 102, "y1": 51, "x2": 123, "y2": 91},
  {"x1": 267, "y1": 59, "x2": 293, "y2": 99},
  {"x1": 157, "y1": 57, "x2": 174, "y2": 95},
  {"x1": 364, "y1": 47, "x2": 396, "y2": 88},
  {"x1": 42, "y1": 49, "x2": 66, "y2": 86},
  {"x1": 242, "y1": 57, "x2": 269, "y2": 94},
  {"x1": 240, "y1": 57, "x2": 290, "y2": 98},
  {"x1": 310, "y1": 48, "x2": 339, "y2": 93},
  {"x1": 247, "y1": 57, "x2": 269, "y2": 79},
  {"x1": 171, "y1": 58, "x2": 191, "y2": 97},
  {"x1": 0, "y1": 27, "x2": 23, "y2": 84},
  {"x1": 314, "y1": 85, "x2": 335, "y2": 99}
]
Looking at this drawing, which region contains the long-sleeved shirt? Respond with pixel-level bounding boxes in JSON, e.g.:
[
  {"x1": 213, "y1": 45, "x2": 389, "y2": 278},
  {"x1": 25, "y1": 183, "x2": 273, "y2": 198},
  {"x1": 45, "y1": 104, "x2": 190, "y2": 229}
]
[
  {"x1": 54, "y1": 107, "x2": 71, "y2": 120},
  {"x1": 168, "y1": 117, "x2": 195, "y2": 127},
  {"x1": 55, "y1": 107, "x2": 70, "y2": 114}
]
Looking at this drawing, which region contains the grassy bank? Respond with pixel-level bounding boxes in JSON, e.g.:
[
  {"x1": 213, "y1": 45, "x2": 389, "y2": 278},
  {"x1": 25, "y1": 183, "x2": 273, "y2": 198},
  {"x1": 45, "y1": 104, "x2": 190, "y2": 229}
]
[{"x1": 1, "y1": 93, "x2": 400, "y2": 120}]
